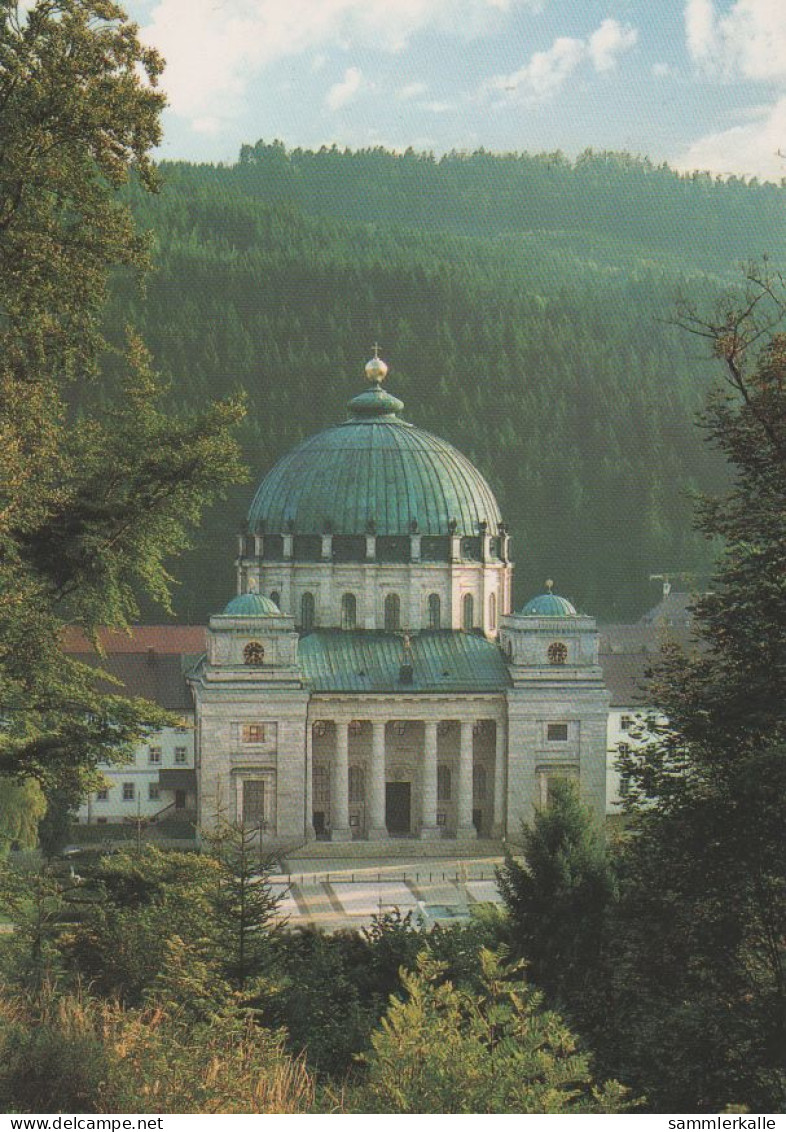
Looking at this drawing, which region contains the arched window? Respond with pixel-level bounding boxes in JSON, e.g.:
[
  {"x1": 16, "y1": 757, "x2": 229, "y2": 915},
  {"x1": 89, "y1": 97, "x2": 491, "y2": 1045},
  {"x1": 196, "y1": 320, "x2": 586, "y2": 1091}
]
[
  {"x1": 547, "y1": 641, "x2": 568, "y2": 665},
  {"x1": 243, "y1": 640, "x2": 264, "y2": 666},
  {"x1": 437, "y1": 765, "x2": 452, "y2": 801},
  {"x1": 462, "y1": 593, "x2": 474, "y2": 631},
  {"x1": 300, "y1": 591, "x2": 315, "y2": 632},
  {"x1": 384, "y1": 593, "x2": 400, "y2": 632},
  {"x1": 269, "y1": 591, "x2": 280, "y2": 609},
  {"x1": 473, "y1": 764, "x2": 487, "y2": 801},
  {"x1": 428, "y1": 593, "x2": 441, "y2": 630},
  {"x1": 488, "y1": 592, "x2": 497, "y2": 630},
  {"x1": 341, "y1": 593, "x2": 357, "y2": 630}
]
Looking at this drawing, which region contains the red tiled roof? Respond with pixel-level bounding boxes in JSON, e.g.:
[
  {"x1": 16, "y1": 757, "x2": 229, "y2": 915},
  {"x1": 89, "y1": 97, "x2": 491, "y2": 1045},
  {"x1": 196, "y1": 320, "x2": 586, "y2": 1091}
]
[{"x1": 63, "y1": 625, "x2": 207, "y2": 655}]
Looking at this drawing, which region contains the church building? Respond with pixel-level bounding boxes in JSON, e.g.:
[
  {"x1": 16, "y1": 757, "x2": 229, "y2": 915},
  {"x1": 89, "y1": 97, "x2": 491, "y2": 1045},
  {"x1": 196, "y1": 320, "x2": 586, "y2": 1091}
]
[{"x1": 185, "y1": 352, "x2": 610, "y2": 845}]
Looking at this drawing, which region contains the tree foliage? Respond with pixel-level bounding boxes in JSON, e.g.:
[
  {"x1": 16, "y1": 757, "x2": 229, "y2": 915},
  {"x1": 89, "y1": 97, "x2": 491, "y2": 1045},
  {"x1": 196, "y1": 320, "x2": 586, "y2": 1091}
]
[
  {"x1": 496, "y1": 779, "x2": 616, "y2": 1010},
  {"x1": 348, "y1": 949, "x2": 628, "y2": 1114},
  {"x1": 608, "y1": 266, "x2": 786, "y2": 1112},
  {"x1": 0, "y1": 2, "x2": 246, "y2": 795}
]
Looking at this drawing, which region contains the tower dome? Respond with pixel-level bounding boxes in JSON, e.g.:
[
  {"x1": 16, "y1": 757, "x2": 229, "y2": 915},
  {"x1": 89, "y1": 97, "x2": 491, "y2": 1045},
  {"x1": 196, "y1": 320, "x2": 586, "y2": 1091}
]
[
  {"x1": 247, "y1": 354, "x2": 501, "y2": 537},
  {"x1": 519, "y1": 581, "x2": 577, "y2": 617},
  {"x1": 221, "y1": 592, "x2": 281, "y2": 617}
]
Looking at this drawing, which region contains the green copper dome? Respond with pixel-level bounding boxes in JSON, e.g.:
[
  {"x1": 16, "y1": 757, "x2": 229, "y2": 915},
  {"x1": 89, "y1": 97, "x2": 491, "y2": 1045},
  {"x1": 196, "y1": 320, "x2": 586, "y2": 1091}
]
[
  {"x1": 248, "y1": 362, "x2": 502, "y2": 537},
  {"x1": 221, "y1": 592, "x2": 281, "y2": 617},
  {"x1": 520, "y1": 588, "x2": 577, "y2": 617}
]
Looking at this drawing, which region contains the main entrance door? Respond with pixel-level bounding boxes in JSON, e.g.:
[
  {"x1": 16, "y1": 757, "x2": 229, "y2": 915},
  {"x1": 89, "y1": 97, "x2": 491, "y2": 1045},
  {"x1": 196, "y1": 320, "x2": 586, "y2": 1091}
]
[{"x1": 385, "y1": 782, "x2": 411, "y2": 835}]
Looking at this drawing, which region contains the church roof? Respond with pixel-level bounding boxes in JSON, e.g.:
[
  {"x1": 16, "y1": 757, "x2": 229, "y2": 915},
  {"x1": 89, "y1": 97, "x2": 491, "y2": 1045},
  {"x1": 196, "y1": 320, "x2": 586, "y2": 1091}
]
[
  {"x1": 247, "y1": 357, "x2": 501, "y2": 537},
  {"x1": 298, "y1": 630, "x2": 511, "y2": 694}
]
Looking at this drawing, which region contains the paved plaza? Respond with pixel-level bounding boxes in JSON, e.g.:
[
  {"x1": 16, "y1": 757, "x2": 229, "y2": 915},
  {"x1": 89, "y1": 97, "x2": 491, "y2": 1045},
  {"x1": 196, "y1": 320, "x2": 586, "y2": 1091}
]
[{"x1": 269, "y1": 854, "x2": 505, "y2": 931}]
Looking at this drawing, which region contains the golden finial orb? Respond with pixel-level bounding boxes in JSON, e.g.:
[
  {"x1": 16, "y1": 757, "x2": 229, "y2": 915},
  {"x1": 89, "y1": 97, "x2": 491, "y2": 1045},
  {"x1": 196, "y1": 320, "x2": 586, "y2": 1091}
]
[{"x1": 364, "y1": 343, "x2": 389, "y2": 384}]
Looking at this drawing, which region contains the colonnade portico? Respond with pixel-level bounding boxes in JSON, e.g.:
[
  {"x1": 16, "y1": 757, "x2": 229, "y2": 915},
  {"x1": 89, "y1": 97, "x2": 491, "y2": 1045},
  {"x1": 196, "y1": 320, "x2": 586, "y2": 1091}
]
[{"x1": 308, "y1": 706, "x2": 507, "y2": 841}]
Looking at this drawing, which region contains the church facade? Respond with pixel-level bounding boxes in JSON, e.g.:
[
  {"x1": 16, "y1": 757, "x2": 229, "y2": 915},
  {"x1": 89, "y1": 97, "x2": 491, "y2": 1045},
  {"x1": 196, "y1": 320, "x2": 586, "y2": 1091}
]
[{"x1": 185, "y1": 353, "x2": 610, "y2": 846}]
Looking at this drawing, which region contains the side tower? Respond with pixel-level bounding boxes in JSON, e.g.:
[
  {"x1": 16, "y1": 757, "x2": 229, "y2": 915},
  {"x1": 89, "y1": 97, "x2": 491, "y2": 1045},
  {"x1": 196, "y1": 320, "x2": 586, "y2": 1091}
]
[
  {"x1": 188, "y1": 591, "x2": 310, "y2": 842},
  {"x1": 500, "y1": 583, "x2": 609, "y2": 825}
]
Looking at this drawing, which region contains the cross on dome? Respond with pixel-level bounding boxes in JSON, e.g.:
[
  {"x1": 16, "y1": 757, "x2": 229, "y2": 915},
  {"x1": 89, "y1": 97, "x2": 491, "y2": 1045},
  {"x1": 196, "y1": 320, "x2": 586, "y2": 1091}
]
[{"x1": 364, "y1": 345, "x2": 389, "y2": 384}]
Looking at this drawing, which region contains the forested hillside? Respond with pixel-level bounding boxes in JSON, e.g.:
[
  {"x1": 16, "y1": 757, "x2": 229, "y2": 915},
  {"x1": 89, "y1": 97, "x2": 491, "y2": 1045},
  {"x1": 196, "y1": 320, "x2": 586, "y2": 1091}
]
[{"x1": 108, "y1": 145, "x2": 786, "y2": 622}]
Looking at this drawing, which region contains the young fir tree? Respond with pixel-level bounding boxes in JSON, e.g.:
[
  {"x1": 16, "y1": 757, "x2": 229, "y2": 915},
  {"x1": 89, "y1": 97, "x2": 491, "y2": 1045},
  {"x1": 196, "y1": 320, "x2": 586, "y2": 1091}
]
[
  {"x1": 496, "y1": 778, "x2": 616, "y2": 1012},
  {"x1": 208, "y1": 823, "x2": 282, "y2": 992},
  {"x1": 607, "y1": 267, "x2": 786, "y2": 1112}
]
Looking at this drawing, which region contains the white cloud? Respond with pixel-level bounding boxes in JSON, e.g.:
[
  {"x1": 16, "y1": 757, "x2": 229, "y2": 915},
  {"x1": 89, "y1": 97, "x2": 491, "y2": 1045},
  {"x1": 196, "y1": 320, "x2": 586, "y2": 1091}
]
[
  {"x1": 672, "y1": 92, "x2": 786, "y2": 181},
  {"x1": 588, "y1": 18, "x2": 638, "y2": 73},
  {"x1": 652, "y1": 61, "x2": 671, "y2": 77},
  {"x1": 141, "y1": 0, "x2": 540, "y2": 123},
  {"x1": 326, "y1": 66, "x2": 363, "y2": 111},
  {"x1": 680, "y1": 2, "x2": 786, "y2": 182},
  {"x1": 488, "y1": 18, "x2": 636, "y2": 102},
  {"x1": 685, "y1": 0, "x2": 786, "y2": 81},
  {"x1": 398, "y1": 81, "x2": 428, "y2": 101},
  {"x1": 685, "y1": 0, "x2": 717, "y2": 63},
  {"x1": 191, "y1": 115, "x2": 223, "y2": 135},
  {"x1": 424, "y1": 100, "x2": 455, "y2": 113}
]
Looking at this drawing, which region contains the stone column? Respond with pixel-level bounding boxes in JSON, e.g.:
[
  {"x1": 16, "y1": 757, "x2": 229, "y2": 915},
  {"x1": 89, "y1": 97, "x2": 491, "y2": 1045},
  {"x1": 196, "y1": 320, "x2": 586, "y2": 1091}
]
[
  {"x1": 305, "y1": 722, "x2": 315, "y2": 840},
  {"x1": 457, "y1": 720, "x2": 477, "y2": 839},
  {"x1": 420, "y1": 720, "x2": 441, "y2": 839},
  {"x1": 492, "y1": 721, "x2": 506, "y2": 838},
  {"x1": 331, "y1": 721, "x2": 352, "y2": 841},
  {"x1": 368, "y1": 720, "x2": 387, "y2": 840}
]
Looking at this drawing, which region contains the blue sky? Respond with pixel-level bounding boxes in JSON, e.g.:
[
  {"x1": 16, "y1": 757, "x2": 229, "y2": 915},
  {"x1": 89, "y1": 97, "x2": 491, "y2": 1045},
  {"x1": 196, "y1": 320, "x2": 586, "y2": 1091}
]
[{"x1": 124, "y1": 0, "x2": 786, "y2": 180}]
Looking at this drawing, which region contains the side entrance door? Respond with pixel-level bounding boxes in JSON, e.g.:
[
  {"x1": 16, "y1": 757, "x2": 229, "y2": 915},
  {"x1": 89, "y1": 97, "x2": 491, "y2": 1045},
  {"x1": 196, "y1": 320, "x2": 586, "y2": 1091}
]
[{"x1": 385, "y1": 782, "x2": 411, "y2": 835}]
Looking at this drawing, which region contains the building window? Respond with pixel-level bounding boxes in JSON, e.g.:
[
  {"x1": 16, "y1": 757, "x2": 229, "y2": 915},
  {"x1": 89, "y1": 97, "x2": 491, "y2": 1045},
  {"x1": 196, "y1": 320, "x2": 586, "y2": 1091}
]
[
  {"x1": 620, "y1": 715, "x2": 633, "y2": 732},
  {"x1": 122, "y1": 783, "x2": 135, "y2": 801},
  {"x1": 313, "y1": 765, "x2": 330, "y2": 805},
  {"x1": 547, "y1": 723, "x2": 569, "y2": 742},
  {"x1": 148, "y1": 782, "x2": 160, "y2": 801},
  {"x1": 427, "y1": 593, "x2": 441, "y2": 630},
  {"x1": 243, "y1": 640, "x2": 265, "y2": 666},
  {"x1": 242, "y1": 723, "x2": 265, "y2": 744},
  {"x1": 348, "y1": 720, "x2": 362, "y2": 737},
  {"x1": 341, "y1": 593, "x2": 357, "y2": 630},
  {"x1": 473, "y1": 764, "x2": 487, "y2": 801},
  {"x1": 270, "y1": 590, "x2": 281, "y2": 608},
  {"x1": 96, "y1": 817, "x2": 108, "y2": 825},
  {"x1": 96, "y1": 787, "x2": 108, "y2": 801},
  {"x1": 301, "y1": 591, "x2": 315, "y2": 632},
  {"x1": 488, "y1": 593, "x2": 497, "y2": 630},
  {"x1": 349, "y1": 765, "x2": 365, "y2": 803},
  {"x1": 384, "y1": 593, "x2": 401, "y2": 632},
  {"x1": 174, "y1": 746, "x2": 187, "y2": 764},
  {"x1": 437, "y1": 765, "x2": 452, "y2": 801},
  {"x1": 547, "y1": 641, "x2": 568, "y2": 665},
  {"x1": 538, "y1": 766, "x2": 579, "y2": 809},
  {"x1": 148, "y1": 746, "x2": 162, "y2": 764},
  {"x1": 242, "y1": 780, "x2": 266, "y2": 825},
  {"x1": 462, "y1": 593, "x2": 474, "y2": 631}
]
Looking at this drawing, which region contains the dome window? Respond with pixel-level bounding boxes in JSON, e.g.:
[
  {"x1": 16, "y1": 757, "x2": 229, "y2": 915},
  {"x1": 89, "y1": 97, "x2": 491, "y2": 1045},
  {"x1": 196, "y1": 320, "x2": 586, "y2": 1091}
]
[
  {"x1": 384, "y1": 593, "x2": 401, "y2": 632},
  {"x1": 301, "y1": 592, "x2": 315, "y2": 632},
  {"x1": 428, "y1": 593, "x2": 441, "y2": 630},
  {"x1": 462, "y1": 593, "x2": 474, "y2": 631},
  {"x1": 341, "y1": 593, "x2": 357, "y2": 630},
  {"x1": 547, "y1": 641, "x2": 568, "y2": 665},
  {"x1": 243, "y1": 641, "x2": 265, "y2": 666},
  {"x1": 269, "y1": 591, "x2": 281, "y2": 609}
]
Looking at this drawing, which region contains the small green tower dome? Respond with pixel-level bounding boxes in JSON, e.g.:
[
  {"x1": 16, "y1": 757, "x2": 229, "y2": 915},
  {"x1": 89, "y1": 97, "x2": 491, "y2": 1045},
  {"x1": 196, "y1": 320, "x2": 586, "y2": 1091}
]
[
  {"x1": 520, "y1": 581, "x2": 577, "y2": 617},
  {"x1": 222, "y1": 592, "x2": 281, "y2": 617},
  {"x1": 247, "y1": 354, "x2": 502, "y2": 537}
]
